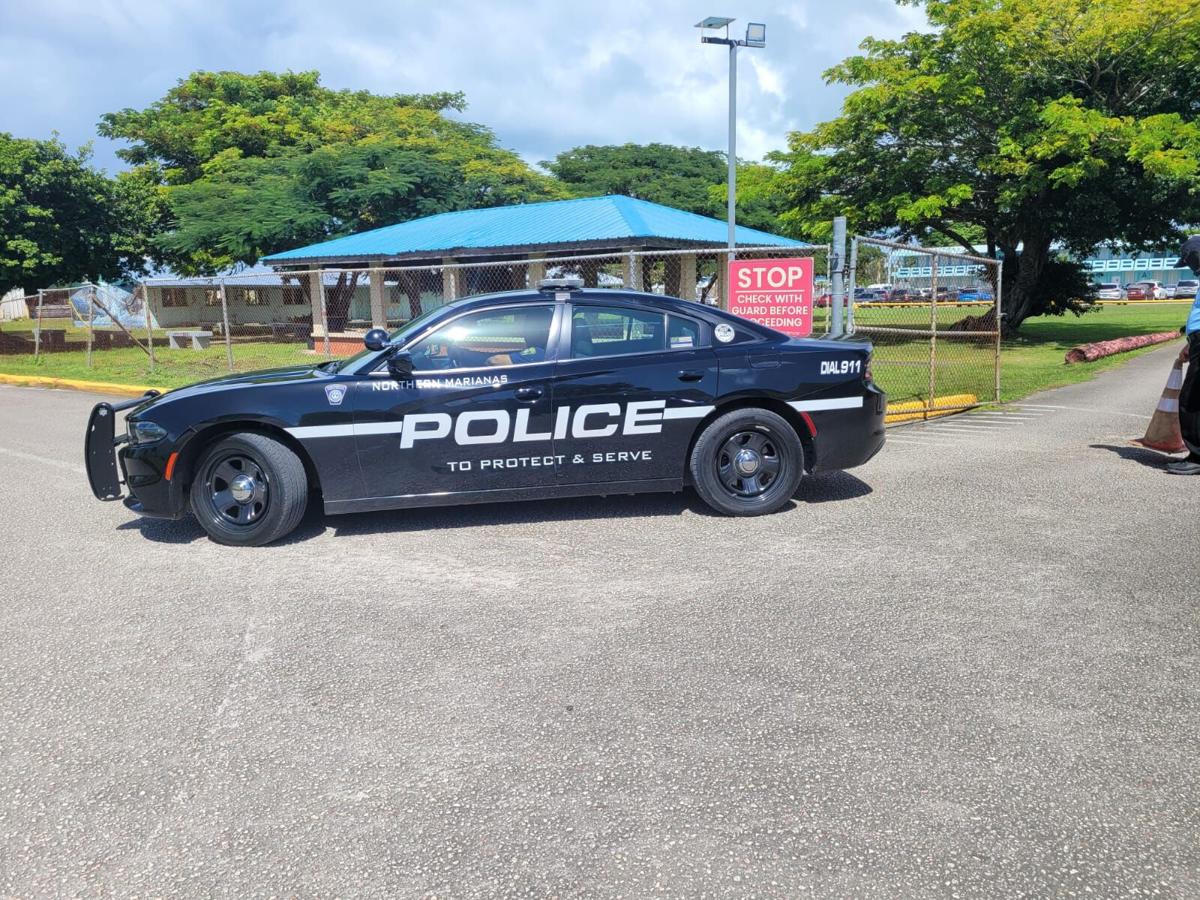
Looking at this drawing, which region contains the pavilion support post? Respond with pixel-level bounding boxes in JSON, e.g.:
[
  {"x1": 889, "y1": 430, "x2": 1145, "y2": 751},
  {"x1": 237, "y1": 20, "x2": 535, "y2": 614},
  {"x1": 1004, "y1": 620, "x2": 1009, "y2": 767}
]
[
  {"x1": 307, "y1": 271, "x2": 326, "y2": 339},
  {"x1": 679, "y1": 253, "x2": 698, "y2": 302},
  {"x1": 664, "y1": 256, "x2": 682, "y2": 299},
  {"x1": 581, "y1": 259, "x2": 599, "y2": 288},
  {"x1": 369, "y1": 264, "x2": 387, "y2": 328},
  {"x1": 528, "y1": 255, "x2": 546, "y2": 289},
  {"x1": 441, "y1": 258, "x2": 457, "y2": 303},
  {"x1": 623, "y1": 251, "x2": 643, "y2": 291},
  {"x1": 716, "y1": 252, "x2": 730, "y2": 310}
]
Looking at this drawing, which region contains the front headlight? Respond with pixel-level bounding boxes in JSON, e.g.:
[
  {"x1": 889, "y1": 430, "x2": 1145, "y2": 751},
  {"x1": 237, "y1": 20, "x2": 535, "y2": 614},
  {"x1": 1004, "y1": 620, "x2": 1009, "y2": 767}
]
[{"x1": 128, "y1": 420, "x2": 167, "y2": 444}]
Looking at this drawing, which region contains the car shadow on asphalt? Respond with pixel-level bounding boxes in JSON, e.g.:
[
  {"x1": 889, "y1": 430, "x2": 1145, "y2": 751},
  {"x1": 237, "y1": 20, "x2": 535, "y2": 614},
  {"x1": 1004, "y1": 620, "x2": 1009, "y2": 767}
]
[
  {"x1": 116, "y1": 471, "x2": 873, "y2": 546},
  {"x1": 1089, "y1": 443, "x2": 1182, "y2": 470}
]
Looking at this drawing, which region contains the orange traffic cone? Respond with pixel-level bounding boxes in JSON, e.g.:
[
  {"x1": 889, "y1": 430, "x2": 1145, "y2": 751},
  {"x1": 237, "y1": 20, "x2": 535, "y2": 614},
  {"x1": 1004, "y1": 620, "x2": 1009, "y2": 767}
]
[{"x1": 1133, "y1": 357, "x2": 1186, "y2": 453}]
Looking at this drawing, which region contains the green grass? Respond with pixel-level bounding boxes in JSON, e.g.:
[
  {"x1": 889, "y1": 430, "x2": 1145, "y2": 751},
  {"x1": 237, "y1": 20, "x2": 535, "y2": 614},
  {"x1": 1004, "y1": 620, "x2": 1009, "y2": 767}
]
[
  {"x1": 0, "y1": 302, "x2": 1189, "y2": 402},
  {"x1": 0, "y1": 340, "x2": 316, "y2": 388},
  {"x1": 862, "y1": 302, "x2": 1188, "y2": 405}
]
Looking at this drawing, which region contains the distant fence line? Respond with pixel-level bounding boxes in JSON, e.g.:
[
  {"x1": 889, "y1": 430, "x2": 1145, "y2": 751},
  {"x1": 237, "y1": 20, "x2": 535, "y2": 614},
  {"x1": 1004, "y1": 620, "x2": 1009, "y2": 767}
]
[{"x1": 2, "y1": 240, "x2": 1005, "y2": 416}]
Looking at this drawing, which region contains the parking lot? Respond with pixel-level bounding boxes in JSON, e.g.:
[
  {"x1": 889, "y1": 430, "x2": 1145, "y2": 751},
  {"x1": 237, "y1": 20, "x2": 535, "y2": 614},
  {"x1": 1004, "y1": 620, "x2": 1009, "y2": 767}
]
[{"x1": 2, "y1": 342, "x2": 1198, "y2": 896}]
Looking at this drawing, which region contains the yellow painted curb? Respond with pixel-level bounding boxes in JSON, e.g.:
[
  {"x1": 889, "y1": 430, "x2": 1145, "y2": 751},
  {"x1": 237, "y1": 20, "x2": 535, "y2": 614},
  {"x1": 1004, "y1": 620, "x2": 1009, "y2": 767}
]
[
  {"x1": 0, "y1": 372, "x2": 161, "y2": 397},
  {"x1": 886, "y1": 393, "x2": 978, "y2": 425}
]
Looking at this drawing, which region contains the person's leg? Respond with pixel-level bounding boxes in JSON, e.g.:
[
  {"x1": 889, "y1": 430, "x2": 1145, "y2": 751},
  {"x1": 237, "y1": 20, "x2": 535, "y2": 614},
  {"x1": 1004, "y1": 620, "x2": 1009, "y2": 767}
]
[
  {"x1": 1181, "y1": 333, "x2": 1200, "y2": 457},
  {"x1": 1167, "y1": 332, "x2": 1200, "y2": 473}
]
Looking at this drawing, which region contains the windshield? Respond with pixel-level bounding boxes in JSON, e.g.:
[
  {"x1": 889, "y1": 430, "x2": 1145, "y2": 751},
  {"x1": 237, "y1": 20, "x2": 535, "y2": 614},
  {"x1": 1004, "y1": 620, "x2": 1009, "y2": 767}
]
[{"x1": 327, "y1": 305, "x2": 448, "y2": 372}]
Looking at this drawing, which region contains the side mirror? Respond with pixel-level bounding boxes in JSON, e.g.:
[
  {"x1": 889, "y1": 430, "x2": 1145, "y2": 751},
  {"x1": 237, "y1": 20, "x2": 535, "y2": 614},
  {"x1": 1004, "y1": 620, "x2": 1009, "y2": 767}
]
[
  {"x1": 363, "y1": 328, "x2": 390, "y2": 352},
  {"x1": 387, "y1": 350, "x2": 413, "y2": 379}
]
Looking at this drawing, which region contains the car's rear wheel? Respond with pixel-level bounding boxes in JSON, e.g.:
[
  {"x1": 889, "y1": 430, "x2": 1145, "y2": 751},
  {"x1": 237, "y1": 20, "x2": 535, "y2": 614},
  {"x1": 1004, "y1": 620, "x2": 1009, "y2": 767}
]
[
  {"x1": 689, "y1": 408, "x2": 804, "y2": 516},
  {"x1": 189, "y1": 433, "x2": 308, "y2": 546}
]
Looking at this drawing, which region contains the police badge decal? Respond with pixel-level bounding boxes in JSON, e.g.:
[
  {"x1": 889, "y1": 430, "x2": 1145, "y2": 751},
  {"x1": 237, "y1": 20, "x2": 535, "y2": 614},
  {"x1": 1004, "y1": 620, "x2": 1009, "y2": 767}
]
[{"x1": 324, "y1": 384, "x2": 348, "y2": 406}]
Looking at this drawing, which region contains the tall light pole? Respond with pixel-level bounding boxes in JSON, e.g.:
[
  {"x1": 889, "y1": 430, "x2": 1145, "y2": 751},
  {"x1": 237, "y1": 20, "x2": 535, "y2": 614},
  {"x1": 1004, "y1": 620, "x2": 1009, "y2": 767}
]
[{"x1": 696, "y1": 17, "x2": 766, "y2": 258}]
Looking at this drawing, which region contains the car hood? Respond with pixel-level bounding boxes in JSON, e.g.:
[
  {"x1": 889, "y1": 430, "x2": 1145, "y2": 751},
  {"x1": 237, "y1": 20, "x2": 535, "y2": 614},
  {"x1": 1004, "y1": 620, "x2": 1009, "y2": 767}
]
[{"x1": 139, "y1": 364, "x2": 330, "y2": 410}]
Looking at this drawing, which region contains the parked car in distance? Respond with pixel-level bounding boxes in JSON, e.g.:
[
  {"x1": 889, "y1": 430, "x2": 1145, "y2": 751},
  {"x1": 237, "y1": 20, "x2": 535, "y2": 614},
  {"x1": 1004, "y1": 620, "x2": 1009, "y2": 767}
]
[
  {"x1": 855, "y1": 289, "x2": 886, "y2": 303},
  {"x1": 1125, "y1": 284, "x2": 1148, "y2": 300},
  {"x1": 1131, "y1": 280, "x2": 1167, "y2": 300},
  {"x1": 888, "y1": 288, "x2": 917, "y2": 303},
  {"x1": 1094, "y1": 282, "x2": 1124, "y2": 300},
  {"x1": 1175, "y1": 279, "x2": 1199, "y2": 299},
  {"x1": 957, "y1": 286, "x2": 996, "y2": 301}
]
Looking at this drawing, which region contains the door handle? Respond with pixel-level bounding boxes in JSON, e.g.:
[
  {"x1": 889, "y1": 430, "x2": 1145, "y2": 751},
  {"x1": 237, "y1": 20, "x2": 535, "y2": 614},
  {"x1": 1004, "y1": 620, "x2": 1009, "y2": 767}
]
[
  {"x1": 515, "y1": 386, "x2": 544, "y2": 401},
  {"x1": 677, "y1": 370, "x2": 705, "y2": 382}
]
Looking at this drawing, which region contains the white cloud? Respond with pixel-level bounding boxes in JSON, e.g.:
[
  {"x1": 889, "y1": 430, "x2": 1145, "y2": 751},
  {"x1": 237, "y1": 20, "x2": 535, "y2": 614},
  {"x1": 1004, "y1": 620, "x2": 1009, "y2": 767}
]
[{"x1": 0, "y1": 0, "x2": 927, "y2": 173}]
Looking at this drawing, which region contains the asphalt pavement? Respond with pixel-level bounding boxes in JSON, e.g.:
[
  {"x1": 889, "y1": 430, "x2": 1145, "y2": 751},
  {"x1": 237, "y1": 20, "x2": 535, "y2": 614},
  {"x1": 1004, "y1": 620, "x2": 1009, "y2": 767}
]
[{"x1": 1, "y1": 343, "x2": 1198, "y2": 898}]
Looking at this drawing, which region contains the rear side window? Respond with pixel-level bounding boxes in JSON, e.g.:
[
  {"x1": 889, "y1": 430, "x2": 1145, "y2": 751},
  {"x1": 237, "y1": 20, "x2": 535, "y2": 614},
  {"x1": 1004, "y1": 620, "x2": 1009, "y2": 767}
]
[
  {"x1": 571, "y1": 306, "x2": 665, "y2": 358},
  {"x1": 668, "y1": 315, "x2": 701, "y2": 349}
]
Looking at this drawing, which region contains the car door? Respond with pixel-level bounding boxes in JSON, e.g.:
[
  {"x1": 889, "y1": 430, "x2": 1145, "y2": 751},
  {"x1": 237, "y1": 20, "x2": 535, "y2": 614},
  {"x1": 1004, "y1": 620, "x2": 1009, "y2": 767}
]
[
  {"x1": 352, "y1": 302, "x2": 562, "y2": 501},
  {"x1": 552, "y1": 299, "x2": 718, "y2": 485}
]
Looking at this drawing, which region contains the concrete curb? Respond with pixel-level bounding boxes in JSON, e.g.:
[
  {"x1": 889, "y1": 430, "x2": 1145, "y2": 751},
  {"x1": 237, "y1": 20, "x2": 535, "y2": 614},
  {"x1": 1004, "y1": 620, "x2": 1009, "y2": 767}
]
[
  {"x1": 886, "y1": 394, "x2": 978, "y2": 425},
  {"x1": 0, "y1": 373, "x2": 160, "y2": 397}
]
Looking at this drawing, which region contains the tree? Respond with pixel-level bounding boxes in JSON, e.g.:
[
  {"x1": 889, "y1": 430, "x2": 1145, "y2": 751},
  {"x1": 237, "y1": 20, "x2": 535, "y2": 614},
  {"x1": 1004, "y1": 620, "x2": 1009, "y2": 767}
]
[
  {"x1": 100, "y1": 71, "x2": 566, "y2": 273},
  {"x1": 545, "y1": 142, "x2": 788, "y2": 234},
  {"x1": 0, "y1": 133, "x2": 130, "y2": 295},
  {"x1": 709, "y1": 161, "x2": 794, "y2": 234},
  {"x1": 545, "y1": 143, "x2": 727, "y2": 216},
  {"x1": 768, "y1": 0, "x2": 1200, "y2": 331}
]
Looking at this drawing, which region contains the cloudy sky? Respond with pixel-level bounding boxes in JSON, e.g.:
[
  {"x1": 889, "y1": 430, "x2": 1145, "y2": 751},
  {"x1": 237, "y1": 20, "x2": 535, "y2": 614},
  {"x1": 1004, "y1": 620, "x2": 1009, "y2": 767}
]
[{"x1": 0, "y1": 0, "x2": 925, "y2": 174}]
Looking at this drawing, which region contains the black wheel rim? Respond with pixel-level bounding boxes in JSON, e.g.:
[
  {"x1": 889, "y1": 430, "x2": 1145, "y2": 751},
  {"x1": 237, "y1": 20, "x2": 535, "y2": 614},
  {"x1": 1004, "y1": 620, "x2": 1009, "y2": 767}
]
[
  {"x1": 204, "y1": 453, "x2": 269, "y2": 527},
  {"x1": 717, "y1": 429, "x2": 783, "y2": 498}
]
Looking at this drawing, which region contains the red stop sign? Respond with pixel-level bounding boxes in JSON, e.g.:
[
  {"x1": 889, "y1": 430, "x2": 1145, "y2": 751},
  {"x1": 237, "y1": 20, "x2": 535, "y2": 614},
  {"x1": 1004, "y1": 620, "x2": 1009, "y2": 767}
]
[{"x1": 727, "y1": 257, "x2": 814, "y2": 338}]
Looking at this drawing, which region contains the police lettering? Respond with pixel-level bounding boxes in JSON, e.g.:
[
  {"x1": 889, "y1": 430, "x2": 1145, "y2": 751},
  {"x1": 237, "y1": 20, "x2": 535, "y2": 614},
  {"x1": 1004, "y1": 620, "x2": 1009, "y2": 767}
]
[{"x1": 395, "y1": 400, "x2": 670, "y2": 449}]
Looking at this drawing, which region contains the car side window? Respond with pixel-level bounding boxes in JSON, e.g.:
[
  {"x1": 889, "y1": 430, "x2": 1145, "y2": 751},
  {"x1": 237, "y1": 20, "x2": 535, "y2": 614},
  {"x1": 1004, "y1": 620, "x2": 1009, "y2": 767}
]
[
  {"x1": 407, "y1": 305, "x2": 554, "y2": 371},
  {"x1": 570, "y1": 306, "x2": 666, "y2": 358},
  {"x1": 668, "y1": 315, "x2": 701, "y2": 350}
]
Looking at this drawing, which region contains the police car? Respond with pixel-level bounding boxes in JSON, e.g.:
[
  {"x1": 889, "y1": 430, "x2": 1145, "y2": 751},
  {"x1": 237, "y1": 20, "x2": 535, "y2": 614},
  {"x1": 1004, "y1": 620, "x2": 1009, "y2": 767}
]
[{"x1": 86, "y1": 279, "x2": 886, "y2": 546}]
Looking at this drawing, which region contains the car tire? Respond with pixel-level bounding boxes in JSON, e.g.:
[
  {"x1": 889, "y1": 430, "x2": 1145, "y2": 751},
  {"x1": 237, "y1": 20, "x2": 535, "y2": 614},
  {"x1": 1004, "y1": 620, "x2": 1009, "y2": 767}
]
[
  {"x1": 189, "y1": 432, "x2": 309, "y2": 546},
  {"x1": 689, "y1": 408, "x2": 804, "y2": 516}
]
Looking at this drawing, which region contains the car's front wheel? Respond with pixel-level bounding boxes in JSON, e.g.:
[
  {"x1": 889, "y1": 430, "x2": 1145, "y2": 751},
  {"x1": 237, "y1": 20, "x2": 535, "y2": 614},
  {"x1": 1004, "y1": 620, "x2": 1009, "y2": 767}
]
[
  {"x1": 689, "y1": 408, "x2": 804, "y2": 516},
  {"x1": 189, "y1": 433, "x2": 309, "y2": 546}
]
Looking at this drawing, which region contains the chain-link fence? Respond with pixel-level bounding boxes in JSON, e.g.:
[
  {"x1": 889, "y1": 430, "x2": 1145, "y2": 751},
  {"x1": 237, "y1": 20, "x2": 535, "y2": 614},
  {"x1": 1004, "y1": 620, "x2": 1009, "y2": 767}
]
[
  {"x1": 848, "y1": 236, "x2": 1001, "y2": 415},
  {"x1": 0, "y1": 283, "x2": 158, "y2": 366},
  {"x1": 4, "y1": 242, "x2": 1004, "y2": 414},
  {"x1": 1, "y1": 246, "x2": 832, "y2": 384}
]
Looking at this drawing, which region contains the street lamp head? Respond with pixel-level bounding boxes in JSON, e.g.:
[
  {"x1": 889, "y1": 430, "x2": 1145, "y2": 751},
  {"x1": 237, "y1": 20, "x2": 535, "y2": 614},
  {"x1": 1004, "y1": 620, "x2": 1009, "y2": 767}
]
[
  {"x1": 696, "y1": 16, "x2": 735, "y2": 29},
  {"x1": 745, "y1": 22, "x2": 766, "y2": 47}
]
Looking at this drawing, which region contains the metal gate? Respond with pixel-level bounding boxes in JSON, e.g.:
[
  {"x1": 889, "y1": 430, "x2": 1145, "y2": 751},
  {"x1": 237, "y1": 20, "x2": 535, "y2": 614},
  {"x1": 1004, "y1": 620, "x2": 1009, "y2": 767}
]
[{"x1": 847, "y1": 236, "x2": 1001, "y2": 419}]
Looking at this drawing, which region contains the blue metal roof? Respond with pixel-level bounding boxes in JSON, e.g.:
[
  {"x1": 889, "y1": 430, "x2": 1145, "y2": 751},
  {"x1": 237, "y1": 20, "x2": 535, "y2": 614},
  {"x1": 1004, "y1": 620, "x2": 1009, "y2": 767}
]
[{"x1": 262, "y1": 195, "x2": 805, "y2": 264}]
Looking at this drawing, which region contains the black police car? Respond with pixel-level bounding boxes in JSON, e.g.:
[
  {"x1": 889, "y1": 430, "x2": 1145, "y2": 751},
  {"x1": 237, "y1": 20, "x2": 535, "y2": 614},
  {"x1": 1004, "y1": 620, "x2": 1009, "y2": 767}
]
[{"x1": 86, "y1": 280, "x2": 886, "y2": 545}]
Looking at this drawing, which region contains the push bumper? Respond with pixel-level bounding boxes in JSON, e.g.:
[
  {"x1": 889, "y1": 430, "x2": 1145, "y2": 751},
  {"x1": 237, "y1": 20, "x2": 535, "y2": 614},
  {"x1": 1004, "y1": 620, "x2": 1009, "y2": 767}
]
[
  {"x1": 85, "y1": 392, "x2": 185, "y2": 518},
  {"x1": 85, "y1": 392, "x2": 157, "y2": 501}
]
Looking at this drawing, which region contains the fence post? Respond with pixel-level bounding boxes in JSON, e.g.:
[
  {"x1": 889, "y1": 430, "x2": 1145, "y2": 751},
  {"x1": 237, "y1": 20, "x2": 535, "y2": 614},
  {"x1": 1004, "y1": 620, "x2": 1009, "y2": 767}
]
[
  {"x1": 928, "y1": 254, "x2": 939, "y2": 414},
  {"x1": 830, "y1": 216, "x2": 847, "y2": 337},
  {"x1": 846, "y1": 238, "x2": 859, "y2": 335},
  {"x1": 143, "y1": 285, "x2": 156, "y2": 373},
  {"x1": 34, "y1": 289, "x2": 44, "y2": 360},
  {"x1": 218, "y1": 278, "x2": 234, "y2": 373},
  {"x1": 994, "y1": 259, "x2": 1003, "y2": 403},
  {"x1": 86, "y1": 285, "x2": 95, "y2": 369}
]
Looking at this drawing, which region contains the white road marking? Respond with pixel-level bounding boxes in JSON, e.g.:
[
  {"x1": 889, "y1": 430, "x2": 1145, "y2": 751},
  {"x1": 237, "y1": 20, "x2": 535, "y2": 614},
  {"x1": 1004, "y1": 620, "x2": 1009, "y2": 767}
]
[
  {"x1": 0, "y1": 445, "x2": 86, "y2": 475},
  {"x1": 1017, "y1": 404, "x2": 1152, "y2": 419}
]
